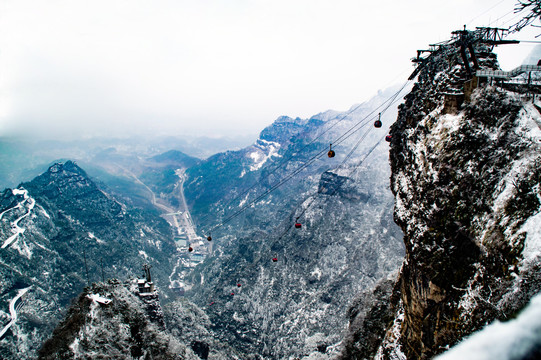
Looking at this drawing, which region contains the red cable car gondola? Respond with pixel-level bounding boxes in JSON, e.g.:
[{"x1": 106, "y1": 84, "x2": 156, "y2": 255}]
[
  {"x1": 237, "y1": 283, "x2": 241, "y2": 288},
  {"x1": 207, "y1": 235, "x2": 212, "y2": 241},
  {"x1": 188, "y1": 246, "x2": 193, "y2": 252},
  {"x1": 374, "y1": 113, "x2": 382, "y2": 128},
  {"x1": 385, "y1": 135, "x2": 392, "y2": 142},
  {"x1": 327, "y1": 144, "x2": 335, "y2": 158},
  {"x1": 272, "y1": 257, "x2": 278, "y2": 262},
  {"x1": 295, "y1": 222, "x2": 302, "y2": 229}
]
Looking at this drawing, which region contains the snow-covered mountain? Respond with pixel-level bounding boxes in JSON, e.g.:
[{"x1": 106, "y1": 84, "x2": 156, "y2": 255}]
[
  {"x1": 38, "y1": 278, "x2": 247, "y2": 359},
  {"x1": 6, "y1": 27, "x2": 540, "y2": 360},
  {"x1": 179, "y1": 88, "x2": 408, "y2": 359},
  {"x1": 0, "y1": 161, "x2": 178, "y2": 358},
  {"x1": 183, "y1": 85, "x2": 406, "y2": 236},
  {"x1": 0, "y1": 135, "x2": 251, "y2": 191},
  {"x1": 39, "y1": 279, "x2": 198, "y2": 360}
]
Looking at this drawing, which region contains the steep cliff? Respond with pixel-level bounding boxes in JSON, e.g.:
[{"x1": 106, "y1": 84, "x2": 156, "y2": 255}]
[{"x1": 359, "y1": 35, "x2": 541, "y2": 359}]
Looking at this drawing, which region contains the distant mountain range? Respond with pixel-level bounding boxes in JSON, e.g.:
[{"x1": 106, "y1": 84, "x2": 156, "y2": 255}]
[{"x1": 0, "y1": 134, "x2": 254, "y2": 191}]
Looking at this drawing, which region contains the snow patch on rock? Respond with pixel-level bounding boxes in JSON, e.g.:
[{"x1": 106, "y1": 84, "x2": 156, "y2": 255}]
[
  {"x1": 248, "y1": 139, "x2": 281, "y2": 172},
  {"x1": 436, "y1": 293, "x2": 541, "y2": 360},
  {"x1": 519, "y1": 210, "x2": 541, "y2": 262},
  {"x1": 88, "y1": 232, "x2": 105, "y2": 244}
]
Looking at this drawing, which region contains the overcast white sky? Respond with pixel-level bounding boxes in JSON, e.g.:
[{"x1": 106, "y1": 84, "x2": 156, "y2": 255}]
[{"x1": 0, "y1": 0, "x2": 539, "y2": 140}]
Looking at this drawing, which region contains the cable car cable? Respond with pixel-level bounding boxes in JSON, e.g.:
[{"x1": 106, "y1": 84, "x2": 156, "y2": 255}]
[
  {"x1": 197, "y1": 80, "x2": 411, "y2": 229},
  {"x1": 205, "y1": 81, "x2": 411, "y2": 236},
  {"x1": 294, "y1": 133, "x2": 386, "y2": 224}
]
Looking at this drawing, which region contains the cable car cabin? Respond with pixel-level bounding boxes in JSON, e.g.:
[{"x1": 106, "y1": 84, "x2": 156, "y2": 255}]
[
  {"x1": 374, "y1": 119, "x2": 382, "y2": 128},
  {"x1": 188, "y1": 246, "x2": 194, "y2": 252},
  {"x1": 231, "y1": 292, "x2": 235, "y2": 296},
  {"x1": 237, "y1": 283, "x2": 242, "y2": 287},
  {"x1": 207, "y1": 235, "x2": 212, "y2": 241},
  {"x1": 295, "y1": 222, "x2": 302, "y2": 229},
  {"x1": 272, "y1": 257, "x2": 278, "y2": 262},
  {"x1": 385, "y1": 135, "x2": 392, "y2": 142},
  {"x1": 327, "y1": 144, "x2": 335, "y2": 158}
]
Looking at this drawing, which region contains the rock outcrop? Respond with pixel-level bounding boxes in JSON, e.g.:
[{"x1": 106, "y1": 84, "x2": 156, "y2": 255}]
[
  {"x1": 380, "y1": 34, "x2": 541, "y2": 359},
  {"x1": 38, "y1": 280, "x2": 193, "y2": 360}
]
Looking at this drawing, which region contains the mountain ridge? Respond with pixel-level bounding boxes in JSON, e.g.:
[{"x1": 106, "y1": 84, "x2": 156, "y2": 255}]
[{"x1": 0, "y1": 160, "x2": 178, "y2": 358}]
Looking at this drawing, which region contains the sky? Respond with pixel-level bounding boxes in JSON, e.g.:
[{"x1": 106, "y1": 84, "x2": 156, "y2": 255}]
[{"x1": 0, "y1": 0, "x2": 540, "y2": 140}]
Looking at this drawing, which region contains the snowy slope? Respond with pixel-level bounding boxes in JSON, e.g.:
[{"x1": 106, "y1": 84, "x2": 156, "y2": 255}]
[
  {"x1": 181, "y1": 87, "x2": 408, "y2": 359},
  {"x1": 436, "y1": 293, "x2": 541, "y2": 360},
  {"x1": 0, "y1": 161, "x2": 178, "y2": 359}
]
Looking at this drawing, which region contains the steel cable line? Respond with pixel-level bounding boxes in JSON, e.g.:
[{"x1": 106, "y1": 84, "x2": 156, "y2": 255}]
[
  {"x1": 206, "y1": 82, "x2": 411, "y2": 236},
  {"x1": 327, "y1": 80, "x2": 410, "y2": 151},
  {"x1": 500, "y1": 11, "x2": 528, "y2": 29},
  {"x1": 208, "y1": 146, "x2": 329, "y2": 234},
  {"x1": 489, "y1": 9, "x2": 520, "y2": 27},
  {"x1": 198, "y1": 81, "x2": 411, "y2": 230},
  {"x1": 213, "y1": 148, "x2": 323, "y2": 226},
  {"x1": 200, "y1": 92, "x2": 407, "y2": 235},
  {"x1": 293, "y1": 123, "x2": 386, "y2": 224},
  {"x1": 465, "y1": 0, "x2": 509, "y2": 27},
  {"x1": 269, "y1": 130, "x2": 386, "y2": 253},
  {"x1": 208, "y1": 118, "x2": 368, "y2": 234},
  {"x1": 268, "y1": 128, "x2": 374, "y2": 245}
]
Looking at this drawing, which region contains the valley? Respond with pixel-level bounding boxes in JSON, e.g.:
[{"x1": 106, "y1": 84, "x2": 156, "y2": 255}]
[
  {"x1": 162, "y1": 169, "x2": 212, "y2": 293},
  {"x1": 0, "y1": 23, "x2": 540, "y2": 359},
  {"x1": 114, "y1": 162, "x2": 212, "y2": 294}
]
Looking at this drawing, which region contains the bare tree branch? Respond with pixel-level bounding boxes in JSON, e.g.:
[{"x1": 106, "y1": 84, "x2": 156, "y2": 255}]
[{"x1": 511, "y1": 0, "x2": 541, "y2": 33}]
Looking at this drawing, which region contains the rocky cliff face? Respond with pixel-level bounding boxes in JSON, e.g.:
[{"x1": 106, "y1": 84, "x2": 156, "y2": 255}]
[
  {"x1": 351, "y1": 36, "x2": 541, "y2": 359},
  {"x1": 38, "y1": 280, "x2": 190, "y2": 359},
  {"x1": 39, "y1": 279, "x2": 244, "y2": 360},
  {"x1": 0, "y1": 161, "x2": 178, "y2": 358}
]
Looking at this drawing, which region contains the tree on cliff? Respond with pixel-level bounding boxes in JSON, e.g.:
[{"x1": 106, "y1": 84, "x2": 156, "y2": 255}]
[{"x1": 512, "y1": 0, "x2": 541, "y2": 33}]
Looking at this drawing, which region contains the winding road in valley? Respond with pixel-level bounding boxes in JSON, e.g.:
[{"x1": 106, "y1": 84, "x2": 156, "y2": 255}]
[
  {"x1": 0, "y1": 287, "x2": 31, "y2": 339},
  {"x1": 116, "y1": 165, "x2": 208, "y2": 288},
  {"x1": 170, "y1": 169, "x2": 199, "y2": 242},
  {"x1": 1, "y1": 189, "x2": 35, "y2": 250},
  {"x1": 117, "y1": 165, "x2": 200, "y2": 244}
]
